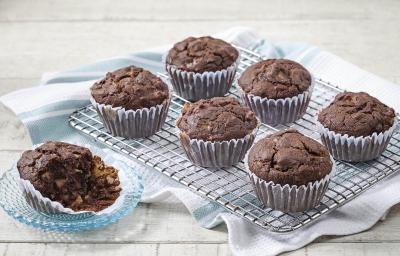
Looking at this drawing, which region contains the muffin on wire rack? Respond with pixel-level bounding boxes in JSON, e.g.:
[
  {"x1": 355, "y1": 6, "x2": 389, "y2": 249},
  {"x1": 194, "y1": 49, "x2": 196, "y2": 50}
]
[
  {"x1": 176, "y1": 97, "x2": 259, "y2": 168},
  {"x1": 90, "y1": 65, "x2": 171, "y2": 139},
  {"x1": 317, "y1": 91, "x2": 397, "y2": 162},
  {"x1": 238, "y1": 59, "x2": 314, "y2": 126},
  {"x1": 165, "y1": 36, "x2": 239, "y2": 102},
  {"x1": 246, "y1": 129, "x2": 334, "y2": 212}
]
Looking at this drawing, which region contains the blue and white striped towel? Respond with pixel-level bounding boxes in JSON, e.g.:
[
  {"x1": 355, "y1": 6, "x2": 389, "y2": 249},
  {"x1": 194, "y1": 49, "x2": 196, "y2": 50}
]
[{"x1": 2, "y1": 27, "x2": 400, "y2": 256}]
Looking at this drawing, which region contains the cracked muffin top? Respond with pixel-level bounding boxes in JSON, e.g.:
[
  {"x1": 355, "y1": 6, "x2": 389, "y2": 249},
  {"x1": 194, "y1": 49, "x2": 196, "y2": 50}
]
[
  {"x1": 318, "y1": 92, "x2": 396, "y2": 137},
  {"x1": 166, "y1": 36, "x2": 239, "y2": 73},
  {"x1": 248, "y1": 129, "x2": 332, "y2": 186},
  {"x1": 90, "y1": 65, "x2": 169, "y2": 110},
  {"x1": 176, "y1": 97, "x2": 258, "y2": 142},
  {"x1": 17, "y1": 141, "x2": 121, "y2": 212},
  {"x1": 238, "y1": 59, "x2": 312, "y2": 99}
]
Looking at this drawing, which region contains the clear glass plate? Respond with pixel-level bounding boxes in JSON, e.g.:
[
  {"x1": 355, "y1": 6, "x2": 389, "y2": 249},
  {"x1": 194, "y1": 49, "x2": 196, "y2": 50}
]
[{"x1": 0, "y1": 165, "x2": 143, "y2": 232}]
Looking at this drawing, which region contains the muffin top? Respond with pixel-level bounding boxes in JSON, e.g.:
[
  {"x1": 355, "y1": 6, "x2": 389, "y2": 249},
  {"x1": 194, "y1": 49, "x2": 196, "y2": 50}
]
[
  {"x1": 318, "y1": 92, "x2": 396, "y2": 137},
  {"x1": 90, "y1": 65, "x2": 169, "y2": 110},
  {"x1": 17, "y1": 141, "x2": 121, "y2": 212},
  {"x1": 176, "y1": 97, "x2": 258, "y2": 142},
  {"x1": 238, "y1": 59, "x2": 312, "y2": 99},
  {"x1": 248, "y1": 129, "x2": 332, "y2": 186},
  {"x1": 166, "y1": 36, "x2": 239, "y2": 73}
]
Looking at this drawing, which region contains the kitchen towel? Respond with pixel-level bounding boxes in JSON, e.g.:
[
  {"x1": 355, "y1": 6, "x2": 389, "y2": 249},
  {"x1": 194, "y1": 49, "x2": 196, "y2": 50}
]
[{"x1": 2, "y1": 27, "x2": 400, "y2": 256}]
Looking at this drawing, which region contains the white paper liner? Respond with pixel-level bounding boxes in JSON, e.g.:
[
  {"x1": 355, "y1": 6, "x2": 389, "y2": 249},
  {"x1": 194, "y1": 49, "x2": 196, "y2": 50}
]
[
  {"x1": 165, "y1": 56, "x2": 239, "y2": 102},
  {"x1": 90, "y1": 93, "x2": 171, "y2": 139},
  {"x1": 246, "y1": 154, "x2": 335, "y2": 213},
  {"x1": 316, "y1": 118, "x2": 397, "y2": 162},
  {"x1": 16, "y1": 143, "x2": 134, "y2": 215},
  {"x1": 239, "y1": 76, "x2": 315, "y2": 126},
  {"x1": 178, "y1": 126, "x2": 259, "y2": 168}
]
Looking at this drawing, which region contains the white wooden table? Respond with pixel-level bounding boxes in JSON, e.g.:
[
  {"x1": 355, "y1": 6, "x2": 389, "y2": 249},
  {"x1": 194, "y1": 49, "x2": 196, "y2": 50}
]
[{"x1": 1, "y1": 0, "x2": 400, "y2": 255}]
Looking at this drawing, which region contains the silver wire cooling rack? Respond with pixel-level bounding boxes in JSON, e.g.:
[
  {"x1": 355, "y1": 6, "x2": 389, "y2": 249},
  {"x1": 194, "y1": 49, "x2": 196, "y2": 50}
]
[{"x1": 69, "y1": 46, "x2": 400, "y2": 232}]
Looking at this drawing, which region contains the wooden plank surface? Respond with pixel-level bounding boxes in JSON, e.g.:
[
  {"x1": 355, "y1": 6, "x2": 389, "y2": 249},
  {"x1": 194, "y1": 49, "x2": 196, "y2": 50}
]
[
  {"x1": 1, "y1": 0, "x2": 399, "y2": 21},
  {"x1": 1, "y1": 20, "x2": 400, "y2": 80},
  {"x1": 1, "y1": 0, "x2": 400, "y2": 255},
  {"x1": 1, "y1": 243, "x2": 400, "y2": 256}
]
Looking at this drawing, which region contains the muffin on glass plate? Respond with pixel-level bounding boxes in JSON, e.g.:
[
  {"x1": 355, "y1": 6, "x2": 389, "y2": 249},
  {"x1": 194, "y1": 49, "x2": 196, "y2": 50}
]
[
  {"x1": 247, "y1": 129, "x2": 334, "y2": 212},
  {"x1": 17, "y1": 141, "x2": 123, "y2": 214},
  {"x1": 176, "y1": 97, "x2": 259, "y2": 167},
  {"x1": 317, "y1": 91, "x2": 397, "y2": 162},
  {"x1": 165, "y1": 36, "x2": 239, "y2": 102},
  {"x1": 238, "y1": 59, "x2": 314, "y2": 125},
  {"x1": 90, "y1": 65, "x2": 171, "y2": 138}
]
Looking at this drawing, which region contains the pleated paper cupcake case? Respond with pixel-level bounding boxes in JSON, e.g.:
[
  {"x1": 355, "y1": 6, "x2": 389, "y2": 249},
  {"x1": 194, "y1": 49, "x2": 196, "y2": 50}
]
[
  {"x1": 316, "y1": 119, "x2": 397, "y2": 162},
  {"x1": 91, "y1": 95, "x2": 171, "y2": 139},
  {"x1": 164, "y1": 55, "x2": 240, "y2": 102},
  {"x1": 239, "y1": 76, "x2": 315, "y2": 126},
  {"x1": 178, "y1": 127, "x2": 259, "y2": 168}
]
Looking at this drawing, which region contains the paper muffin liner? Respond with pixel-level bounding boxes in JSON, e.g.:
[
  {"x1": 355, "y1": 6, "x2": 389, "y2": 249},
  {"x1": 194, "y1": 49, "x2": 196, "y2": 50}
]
[
  {"x1": 246, "y1": 154, "x2": 335, "y2": 212},
  {"x1": 239, "y1": 76, "x2": 315, "y2": 126},
  {"x1": 178, "y1": 126, "x2": 259, "y2": 168},
  {"x1": 316, "y1": 118, "x2": 397, "y2": 162},
  {"x1": 165, "y1": 56, "x2": 239, "y2": 102},
  {"x1": 16, "y1": 143, "x2": 132, "y2": 215},
  {"x1": 90, "y1": 93, "x2": 171, "y2": 139}
]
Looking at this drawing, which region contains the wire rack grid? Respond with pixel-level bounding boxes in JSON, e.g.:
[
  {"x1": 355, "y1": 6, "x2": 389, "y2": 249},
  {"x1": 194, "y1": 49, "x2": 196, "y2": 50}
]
[{"x1": 69, "y1": 46, "x2": 400, "y2": 232}]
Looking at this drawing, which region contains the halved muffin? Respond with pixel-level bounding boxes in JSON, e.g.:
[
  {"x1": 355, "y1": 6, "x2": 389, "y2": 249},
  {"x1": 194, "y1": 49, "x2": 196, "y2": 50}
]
[{"x1": 17, "y1": 141, "x2": 121, "y2": 212}]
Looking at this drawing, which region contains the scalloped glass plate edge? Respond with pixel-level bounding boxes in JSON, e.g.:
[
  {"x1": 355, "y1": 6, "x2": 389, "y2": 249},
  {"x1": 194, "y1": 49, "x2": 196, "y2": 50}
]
[{"x1": 0, "y1": 166, "x2": 144, "y2": 232}]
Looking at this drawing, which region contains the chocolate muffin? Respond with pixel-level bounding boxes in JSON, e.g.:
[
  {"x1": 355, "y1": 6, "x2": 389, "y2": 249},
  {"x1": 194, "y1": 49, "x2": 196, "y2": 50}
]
[
  {"x1": 176, "y1": 97, "x2": 259, "y2": 167},
  {"x1": 238, "y1": 59, "x2": 313, "y2": 125},
  {"x1": 247, "y1": 129, "x2": 333, "y2": 212},
  {"x1": 317, "y1": 92, "x2": 397, "y2": 162},
  {"x1": 90, "y1": 65, "x2": 171, "y2": 138},
  {"x1": 91, "y1": 65, "x2": 169, "y2": 110},
  {"x1": 177, "y1": 97, "x2": 258, "y2": 142},
  {"x1": 165, "y1": 36, "x2": 239, "y2": 102},
  {"x1": 166, "y1": 36, "x2": 239, "y2": 73},
  {"x1": 318, "y1": 92, "x2": 396, "y2": 137},
  {"x1": 248, "y1": 129, "x2": 332, "y2": 186},
  {"x1": 238, "y1": 59, "x2": 311, "y2": 99},
  {"x1": 17, "y1": 142, "x2": 121, "y2": 212}
]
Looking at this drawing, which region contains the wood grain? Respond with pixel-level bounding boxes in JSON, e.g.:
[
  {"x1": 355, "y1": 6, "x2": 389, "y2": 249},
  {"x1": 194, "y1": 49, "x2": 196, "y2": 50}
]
[
  {"x1": 284, "y1": 243, "x2": 400, "y2": 256},
  {"x1": 0, "y1": 243, "x2": 400, "y2": 256},
  {"x1": 0, "y1": 78, "x2": 38, "y2": 95},
  {"x1": 0, "y1": 105, "x2": 31, "y2": 150},
  {"x1": 1, "y1": 0, "x2": 400, "y2": 255},
  {"x1": 1, "y1": 0, "x2": 399, "y2": 22},
  {"x1": 1, "y1": 20, "x2": 400, "y2": 80}
]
